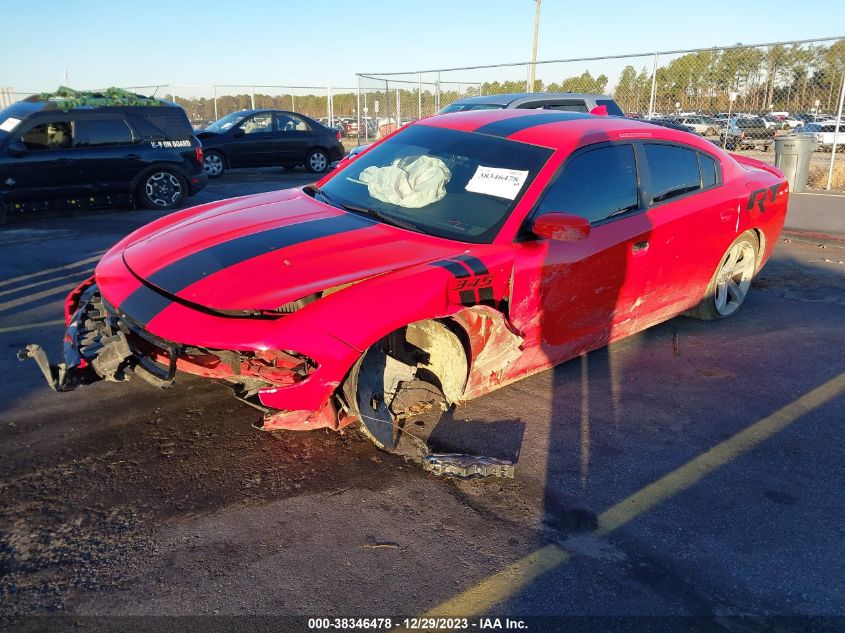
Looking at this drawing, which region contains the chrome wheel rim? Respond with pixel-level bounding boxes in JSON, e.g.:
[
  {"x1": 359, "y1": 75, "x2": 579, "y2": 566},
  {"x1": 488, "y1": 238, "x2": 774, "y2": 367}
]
[
  {"x1": 309, "y1": 151, "x2": 327, "y2": 172},
  {"x1": 203, "y1": 153, "x2": 223, "y2": 176},
  {"x1": 145, "y1": 172, "x2": 182, "y2": 207},
  {"x1": 714, "y1": 241, "x2": 755, "y2": 316}
]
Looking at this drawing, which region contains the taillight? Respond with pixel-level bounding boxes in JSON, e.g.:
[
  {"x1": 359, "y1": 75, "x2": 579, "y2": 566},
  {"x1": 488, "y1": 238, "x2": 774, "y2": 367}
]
[
  {"x1": 336, "y1": 131, "x2": 341, "y2": 141},
  {"x1": 195, "y1": 146, "x2": 203, "y2": 163}
]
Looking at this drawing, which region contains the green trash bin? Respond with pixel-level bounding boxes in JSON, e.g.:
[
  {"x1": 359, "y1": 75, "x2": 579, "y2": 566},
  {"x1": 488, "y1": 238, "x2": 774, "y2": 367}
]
[{"x1": 774, "y1": 135, "x2": 818, "y2": 193}]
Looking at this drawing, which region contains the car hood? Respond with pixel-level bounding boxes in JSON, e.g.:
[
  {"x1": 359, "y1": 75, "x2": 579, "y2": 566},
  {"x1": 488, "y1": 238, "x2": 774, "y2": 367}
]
[{"x1": 121, "y1": 190, "x2": 462, "y2": 312}]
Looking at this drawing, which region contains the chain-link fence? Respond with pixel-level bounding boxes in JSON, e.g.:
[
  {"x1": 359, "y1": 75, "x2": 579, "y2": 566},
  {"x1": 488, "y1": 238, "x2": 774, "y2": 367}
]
[
  {"x1": 358, "y1": 37, "x2": 845, "y2": 190},
  {"x1": 116, "y1": 84, "x2": 357, "y2": 132}
]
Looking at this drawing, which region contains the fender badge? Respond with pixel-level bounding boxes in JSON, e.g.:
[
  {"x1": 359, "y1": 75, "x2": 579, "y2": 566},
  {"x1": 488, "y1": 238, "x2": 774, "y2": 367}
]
[{"x1": 4, "y1": 178, "x2": 14, "y2": 186}]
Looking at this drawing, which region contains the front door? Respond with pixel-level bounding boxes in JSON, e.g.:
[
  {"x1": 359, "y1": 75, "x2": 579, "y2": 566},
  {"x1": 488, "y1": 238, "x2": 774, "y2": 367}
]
[
  {"x1": 226, "y1": 112, "x2": 278, "y2": 167},
  {"x1": 0, "y1": 116, "x2": 86, "y2": 209},
  {"x1": 508, "y1": 143, "x2": 657, "y2": 371}
]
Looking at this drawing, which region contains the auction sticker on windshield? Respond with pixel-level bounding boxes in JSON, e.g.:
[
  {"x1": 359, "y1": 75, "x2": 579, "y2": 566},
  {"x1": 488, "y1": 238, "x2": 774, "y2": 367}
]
[
  {"x1": 0, "y1": 117, "x2": 21, "y2": 132},
  {"x1": 464, "y1": 166, "x2": 529, "y2": 200}
]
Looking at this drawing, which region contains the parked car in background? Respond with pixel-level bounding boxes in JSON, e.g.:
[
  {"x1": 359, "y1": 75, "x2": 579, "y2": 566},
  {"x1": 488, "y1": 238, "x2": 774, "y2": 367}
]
[
  {"x1": 0, "y1": 90, "x2": 207, "y2": 222},
  {"x1": 794, "y1": 123, "x2": 842, "y2": 151},
  {"x1": 439, "y1": 92, "x2": 625, "y2": 116},
  {"x1": 719, "y1": 116, "x2": 775, "y2": 150},
  {"x1": 197, "y1": 109, "x2": 345, "y2": 177},
  {"x1": 762, "y1": 114, "x2": 789, "y2": 130},
  {"x1": 672, "y1": 115, "x2": 719, "y2": 135}
]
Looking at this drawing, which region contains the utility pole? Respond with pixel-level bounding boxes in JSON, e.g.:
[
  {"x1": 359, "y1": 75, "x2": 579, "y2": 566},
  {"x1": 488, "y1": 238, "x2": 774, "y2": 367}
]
[{"x1": 527, "y1": 0, "x2": 541, "y2": 92}]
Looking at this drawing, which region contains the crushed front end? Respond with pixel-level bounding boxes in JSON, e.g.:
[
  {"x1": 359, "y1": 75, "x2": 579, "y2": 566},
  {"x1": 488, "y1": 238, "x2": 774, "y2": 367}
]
[{"x1": 18, "y1": 278, "x2": 344, "y2": 431}]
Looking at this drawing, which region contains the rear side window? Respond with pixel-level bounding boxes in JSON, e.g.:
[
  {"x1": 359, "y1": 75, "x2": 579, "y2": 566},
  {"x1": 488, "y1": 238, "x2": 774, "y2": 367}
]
[
  {"x1": 699, "y1": 154, "x2": 718, "y2": 188},
  {"x1": 135, "y1": 110, "x2": 193, "y2": 139},
  {"x1": 74, "y1": 118, "x2": 135, "y2": 147},
  {"x1": 644, "y1": 144, "x2": 701, "y2": 203},
  {"x1": 525, "y1": 101, "x2": 589, "y2": 113},
  {"x1": 537, "y1": 144, "x2": 639, "y2": 224}
]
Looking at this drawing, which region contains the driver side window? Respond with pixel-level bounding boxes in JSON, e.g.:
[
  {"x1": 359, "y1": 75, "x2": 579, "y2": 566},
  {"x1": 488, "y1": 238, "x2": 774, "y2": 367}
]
[
  {"x1": 536, "y1": 144, "x2": 639, "y2": 225},
  {"x1": 20, "y1": 120, "x2": 74, "y2": 150}
]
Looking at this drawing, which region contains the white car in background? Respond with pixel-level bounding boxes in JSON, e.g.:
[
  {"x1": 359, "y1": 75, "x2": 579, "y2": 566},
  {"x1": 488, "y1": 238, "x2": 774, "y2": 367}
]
[
  {"x1": 794, "y1": 122, "x2": 843, "y2": 151},
  {"x1": 673, "y1": 115, "x2": 719, "y2": 135}
]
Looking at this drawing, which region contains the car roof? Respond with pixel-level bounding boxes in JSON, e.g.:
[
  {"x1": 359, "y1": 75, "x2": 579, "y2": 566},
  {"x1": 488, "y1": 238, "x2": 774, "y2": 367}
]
[
  {"x1": 419, "y1": 109, "x2": 720, "y2": 154},
  {"x1": 448, "y1": 92, "x2": 612, "y2": 107}
]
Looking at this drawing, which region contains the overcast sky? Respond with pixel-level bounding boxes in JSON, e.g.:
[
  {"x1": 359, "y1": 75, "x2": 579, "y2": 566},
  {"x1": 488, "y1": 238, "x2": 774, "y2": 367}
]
[{"x1": 2, "y1": 0, "x2": 841, "y2": 95}]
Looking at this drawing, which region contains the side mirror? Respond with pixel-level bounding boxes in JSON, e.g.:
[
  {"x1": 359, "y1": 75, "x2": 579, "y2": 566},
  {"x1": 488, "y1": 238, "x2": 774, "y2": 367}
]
[
  {"x1": 7, "y1": 141, "x2": 29, "y2": 157},
  {"x1": 530, "y1": 212, "x2": 591, "y2": 242},
  {"x1": 232, "y1": 128, "x2": 245, "y2": 138}
]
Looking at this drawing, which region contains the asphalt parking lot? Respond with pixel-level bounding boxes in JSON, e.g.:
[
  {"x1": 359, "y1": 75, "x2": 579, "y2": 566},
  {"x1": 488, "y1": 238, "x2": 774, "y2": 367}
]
[{"x1": 1, "y1": 168, "x2": 845, "y2": 632}]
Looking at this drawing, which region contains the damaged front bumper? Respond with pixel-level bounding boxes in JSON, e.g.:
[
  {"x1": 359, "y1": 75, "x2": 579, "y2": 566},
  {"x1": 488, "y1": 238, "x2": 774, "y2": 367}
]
[{"x1": 18, "y1": 283, "x2": 178, "y2": 392}]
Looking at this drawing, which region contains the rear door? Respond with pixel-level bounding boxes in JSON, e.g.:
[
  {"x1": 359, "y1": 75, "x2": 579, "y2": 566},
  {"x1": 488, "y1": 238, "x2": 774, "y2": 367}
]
[
  {"x1": 73, "y1": 115, "x2": 143, "y2": 194},
  {"x1": 274, "y1": 113, "x2": 318, "y2": 164},
  {"x1": 636, "y1": 142, "x2": 735, "y2": 323}
]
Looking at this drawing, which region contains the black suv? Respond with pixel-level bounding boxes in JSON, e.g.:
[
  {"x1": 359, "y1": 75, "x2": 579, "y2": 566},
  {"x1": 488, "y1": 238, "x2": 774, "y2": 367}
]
[
  {"x1": 196, "y1": 109, "x2": 345, "y2": 178},
  {"x1": 0, "y1": 92, "x2": 206, "y2": 222}
]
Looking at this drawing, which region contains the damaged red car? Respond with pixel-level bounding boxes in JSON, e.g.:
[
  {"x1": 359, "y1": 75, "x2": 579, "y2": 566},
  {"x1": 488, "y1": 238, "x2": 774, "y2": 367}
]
[{"x1": 21, "y1": 109, "x2": 788, "y2": 459}]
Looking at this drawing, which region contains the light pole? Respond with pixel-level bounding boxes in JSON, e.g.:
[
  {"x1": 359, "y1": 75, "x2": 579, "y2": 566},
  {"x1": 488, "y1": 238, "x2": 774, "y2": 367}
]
[{"x1": 527, "y1": 0, "x2": 541, "y2": 92}]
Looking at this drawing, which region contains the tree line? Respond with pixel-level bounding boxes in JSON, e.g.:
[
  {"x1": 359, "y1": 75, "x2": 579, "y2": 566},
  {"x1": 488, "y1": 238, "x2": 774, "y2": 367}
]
[{"x1": 168, "y1": 41, "x2": 845, "y2": 124}]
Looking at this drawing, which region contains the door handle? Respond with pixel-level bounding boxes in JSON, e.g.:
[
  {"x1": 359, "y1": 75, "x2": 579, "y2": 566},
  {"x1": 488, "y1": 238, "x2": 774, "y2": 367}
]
[{"x1": 632, "y1": 240, "x2": 649, "y2": 253}]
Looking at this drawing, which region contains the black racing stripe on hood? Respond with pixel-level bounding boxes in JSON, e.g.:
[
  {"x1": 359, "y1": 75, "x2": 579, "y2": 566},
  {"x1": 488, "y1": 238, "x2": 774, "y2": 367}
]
[
  {"x1": 472, "y1": 112, "x2": 591, "y2": 138},
  {"x1": 118, "y1": 213, "x2": 372, "y2": 325},
  {"x1": 145, "y1": 214, "x2": 372, "y2": 295},
  {"x1": 118, "y1": 282, "x2": 173, "y2": 326}
]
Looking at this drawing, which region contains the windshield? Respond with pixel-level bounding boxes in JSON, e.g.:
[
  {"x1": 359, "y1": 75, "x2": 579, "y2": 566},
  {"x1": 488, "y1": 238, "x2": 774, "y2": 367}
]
[
  {"x1": 438, "y1": 103, "x2": 505, "y2": 114},
  {"x1": 204, "y1": 111, "x2": 248, "y2": 133},
  {"x1": 319, "y1": 124, "x2": 553, "y2": 243}
]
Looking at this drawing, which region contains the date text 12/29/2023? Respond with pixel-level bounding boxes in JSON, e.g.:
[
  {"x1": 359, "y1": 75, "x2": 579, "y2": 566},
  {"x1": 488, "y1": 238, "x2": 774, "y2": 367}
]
[{"x1": 307, "y1": 618, "x2": 529, "y2": 630}]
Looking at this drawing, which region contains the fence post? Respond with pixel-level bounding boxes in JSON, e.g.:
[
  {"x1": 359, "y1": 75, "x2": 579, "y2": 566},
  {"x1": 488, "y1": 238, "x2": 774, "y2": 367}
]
[
  {"x1": 250, "y1": 86, "x2": 255, "y2": 110},
  {"x1": 417, "y1": 72, "x2": 422, "y2": 120},
  {"x1": 213, "y1": 85, "x2": 218, "y2": 121},
  {"x1": 435, "y1": 72, "x2": 441, "y2": 111},
  {"x1": 357, "y1": 76, "x2": 362, "y2": 147},
  {"x1": 826, "y1": 66, "x2": 845, "y2": 191},
  {"x1": 291, "y1": 93, "x2": 295, "y2": 112},
  {"x1": 395, "y1": 88, "x2": 400, "y2": 128},
  {"x1": 648, "y1": 53, "x2": 658, "y2": 117}
]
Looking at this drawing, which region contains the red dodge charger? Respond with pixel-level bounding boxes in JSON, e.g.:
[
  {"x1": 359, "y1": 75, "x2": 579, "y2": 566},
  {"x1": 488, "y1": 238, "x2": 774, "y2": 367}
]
[{"x1": 22, "y1": 109, "x2": 788, "y2": 455}]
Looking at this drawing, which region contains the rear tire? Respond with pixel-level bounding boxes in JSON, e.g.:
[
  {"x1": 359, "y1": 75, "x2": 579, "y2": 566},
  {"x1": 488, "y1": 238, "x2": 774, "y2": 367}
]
[
  {"x1": 687, "y1": 232, "x2": 759, "y2": 321},
  {"x1": 305, "y1": 148, "x2": 329, "y2": 173},
  {"x1": 138, "y1": 170, "x2": 187, "y2": 210}
]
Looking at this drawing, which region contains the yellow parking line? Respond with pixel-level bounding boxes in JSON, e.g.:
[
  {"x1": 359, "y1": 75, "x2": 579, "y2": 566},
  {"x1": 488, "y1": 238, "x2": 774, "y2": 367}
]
[
  {"x1": 0, "y1": 282, "x2": 78, "y2": 314},
  {"x1": 0, "y1": 254, "x2": 102, "y2": 289},
  {"x1": 0, "y1": 319, "x2": 66, "y2": 334},
  {"x1": 420, "y1": 370, "x2": 845, "y2": 618}
]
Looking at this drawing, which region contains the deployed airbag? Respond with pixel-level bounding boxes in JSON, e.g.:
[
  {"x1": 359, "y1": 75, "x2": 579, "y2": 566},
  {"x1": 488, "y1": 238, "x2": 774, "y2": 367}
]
[{"x1": 359, "y1": 155, "x2": 451, "y2": 208}]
